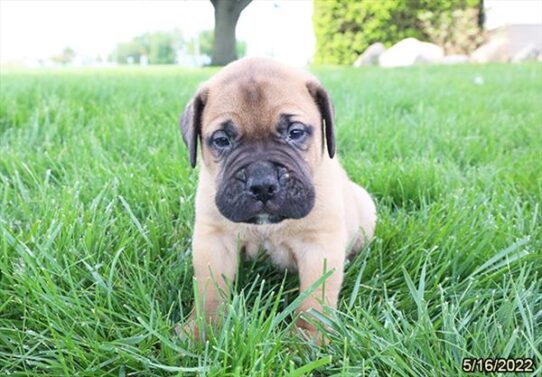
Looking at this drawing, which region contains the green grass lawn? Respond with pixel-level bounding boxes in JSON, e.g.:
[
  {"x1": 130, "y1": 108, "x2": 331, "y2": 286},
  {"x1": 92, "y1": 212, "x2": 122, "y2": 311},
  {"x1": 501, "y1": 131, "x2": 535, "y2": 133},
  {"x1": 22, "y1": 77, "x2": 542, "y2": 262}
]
[{"x1": 1, "y1": 63, "x2": 541, "y2": 376}]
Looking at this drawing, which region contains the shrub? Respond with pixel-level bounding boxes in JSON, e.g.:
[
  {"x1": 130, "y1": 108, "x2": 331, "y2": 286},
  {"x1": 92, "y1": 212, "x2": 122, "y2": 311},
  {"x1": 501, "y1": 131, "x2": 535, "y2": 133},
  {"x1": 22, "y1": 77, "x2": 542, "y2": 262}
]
[
  {"x1": 419, "y1": 8, "x2": 486, "y2": 54},
  {"x1": 313, "y1": 0, "x2": 481, "y2": 65}
]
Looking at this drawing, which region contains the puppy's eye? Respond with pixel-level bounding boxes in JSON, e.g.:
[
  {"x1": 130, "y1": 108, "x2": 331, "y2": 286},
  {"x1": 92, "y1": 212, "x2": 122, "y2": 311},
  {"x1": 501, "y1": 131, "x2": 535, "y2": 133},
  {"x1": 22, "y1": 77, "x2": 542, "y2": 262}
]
[
  {"x1": 212, "y1": 131, "x2": 231, "y2": 149},
  {"x1": 287, "y1": 123, "x2": 307, "y2": 141}
]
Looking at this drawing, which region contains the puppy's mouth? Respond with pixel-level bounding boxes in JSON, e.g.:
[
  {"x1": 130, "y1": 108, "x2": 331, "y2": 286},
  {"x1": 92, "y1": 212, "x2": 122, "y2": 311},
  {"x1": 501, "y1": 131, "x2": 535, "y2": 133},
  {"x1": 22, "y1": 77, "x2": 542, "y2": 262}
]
[{"x1": 246, "y1": 213, "x2": 285, "y2": 225}]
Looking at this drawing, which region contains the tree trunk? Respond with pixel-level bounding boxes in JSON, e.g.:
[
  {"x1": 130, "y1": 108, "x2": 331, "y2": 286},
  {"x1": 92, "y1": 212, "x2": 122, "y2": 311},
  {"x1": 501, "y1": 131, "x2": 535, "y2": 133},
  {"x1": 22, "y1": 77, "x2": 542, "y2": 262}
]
[
  {"x1": 211, "y1": 0, "x2": 252, "y2": 66},
  {"x1": 478, "y1": 0, "x2": 485, "y2": 29}
]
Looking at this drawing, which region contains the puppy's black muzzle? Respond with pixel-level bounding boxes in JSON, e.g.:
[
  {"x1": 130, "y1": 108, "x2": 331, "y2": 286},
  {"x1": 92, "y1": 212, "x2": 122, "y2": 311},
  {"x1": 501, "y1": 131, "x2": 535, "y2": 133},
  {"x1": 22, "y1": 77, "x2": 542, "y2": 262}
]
[{"x1": 215, "y1": 148, "x2": 315, "y2": 224}]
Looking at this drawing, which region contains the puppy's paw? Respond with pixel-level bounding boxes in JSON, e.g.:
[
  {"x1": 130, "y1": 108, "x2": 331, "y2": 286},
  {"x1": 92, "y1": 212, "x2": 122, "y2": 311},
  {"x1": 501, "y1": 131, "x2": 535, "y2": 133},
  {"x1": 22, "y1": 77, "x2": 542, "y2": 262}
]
[
  {"x1": 176, "y1": 308, "x2": 223, "y2": 343},
  {"x1": 295, "y1": 317, "x2": 329, "y2": 346},
  {"x1": 175, "y1": 318, "x2": 201, "y2": 341},
  {"x1": 175, "y1": 308, "x2": 207, "y2": 343}
]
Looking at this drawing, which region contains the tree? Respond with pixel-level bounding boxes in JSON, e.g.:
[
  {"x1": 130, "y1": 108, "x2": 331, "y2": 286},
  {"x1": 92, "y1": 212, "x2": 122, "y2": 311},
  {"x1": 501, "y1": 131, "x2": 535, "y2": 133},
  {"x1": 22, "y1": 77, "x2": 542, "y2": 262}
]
[
  {"x1": 51, "y1": 47, "x2": 76, "y2": 65},
  {"x1": 112, "y1": 30, "x2": 183, "y2": 64},
  {"x1": 141, "y1": 31, "x2": 183, "y2": 64},
  {"x1": 189, "y1": 29, "x2": 247, "y2": 62},
  {"x1": 196, "y1": 30, "x2": 214, "y2": 57},
  {"x1": 210, "y1": 0, "x2": 252, "y2": 66},
  {"x1": 113, "y1": 40, "x2": 142, "y2": 64}
]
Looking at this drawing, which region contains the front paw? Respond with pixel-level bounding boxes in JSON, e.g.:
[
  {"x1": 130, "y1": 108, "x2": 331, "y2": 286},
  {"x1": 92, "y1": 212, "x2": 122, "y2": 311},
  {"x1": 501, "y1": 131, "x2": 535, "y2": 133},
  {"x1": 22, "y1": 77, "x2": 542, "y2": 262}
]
[
  {"x1": 176, "y1": 306, "x2": 223, "y2": 342},
  {"x1": 175, "y1": 312, "x2": 202, "y2": 341},
  {"x1": 295, "y1": 317, "x2": 329, "y2": 345}
]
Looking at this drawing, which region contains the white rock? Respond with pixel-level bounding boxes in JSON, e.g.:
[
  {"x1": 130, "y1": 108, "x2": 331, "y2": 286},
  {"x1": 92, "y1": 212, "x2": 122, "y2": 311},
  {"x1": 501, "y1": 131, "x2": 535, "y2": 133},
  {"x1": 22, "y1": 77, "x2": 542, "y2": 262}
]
[
  {"x1": 471, "y1": 38, "x2": 510, "y2": 63},
  {"x1": 379, "y1": 38, "x2": 444, "y2": 68},
  {"x1": 511, "y1": 43, "x2": 541, "y2": 62},
  {"x1": 442, "y1": 54, "x2": 470, "y2": 64},
  {"x1": 353, "y1": 42, "x2": 386, "y2": 67}
]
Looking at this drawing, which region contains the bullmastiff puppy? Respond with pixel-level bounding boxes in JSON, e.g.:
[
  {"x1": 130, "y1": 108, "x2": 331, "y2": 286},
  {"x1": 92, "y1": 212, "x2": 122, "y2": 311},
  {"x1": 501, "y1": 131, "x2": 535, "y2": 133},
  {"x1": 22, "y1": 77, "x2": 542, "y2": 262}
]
[{"x1": 180, "y1": 57, "x2": 376, "y2": 340}]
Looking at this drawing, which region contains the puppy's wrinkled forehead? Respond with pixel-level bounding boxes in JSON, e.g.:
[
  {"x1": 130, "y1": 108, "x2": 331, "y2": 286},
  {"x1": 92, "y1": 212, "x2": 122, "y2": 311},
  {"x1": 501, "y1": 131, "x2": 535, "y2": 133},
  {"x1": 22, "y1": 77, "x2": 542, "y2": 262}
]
[{"x1": 201, "y1": 66, "x2": 318, "y2": 137}]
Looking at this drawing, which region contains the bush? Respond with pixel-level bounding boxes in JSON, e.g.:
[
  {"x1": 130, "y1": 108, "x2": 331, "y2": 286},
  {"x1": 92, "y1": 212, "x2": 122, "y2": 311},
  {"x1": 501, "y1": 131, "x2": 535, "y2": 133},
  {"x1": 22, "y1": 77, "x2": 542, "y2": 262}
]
[
  {"x1": 419, "y1": 8, "x2": 486, "y2": 54},
  {"x1": 313, "y1": 0, "x2": 481, "y2": 65}
]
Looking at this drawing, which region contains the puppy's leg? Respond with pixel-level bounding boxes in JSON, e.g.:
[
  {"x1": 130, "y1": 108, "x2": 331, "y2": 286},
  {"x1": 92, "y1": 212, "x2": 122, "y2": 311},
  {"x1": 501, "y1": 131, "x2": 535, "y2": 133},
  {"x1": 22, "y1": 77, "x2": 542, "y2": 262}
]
[
  {"x1": 347, "y1": 183, "x2": 377, "y2": 254},
  {"x1": 187, "y1": 224, "x2": 237, "y2": 337},
  {"x1": 352, "y1": 184, "x2": 377, "y2": 244},
  {"x1": 292, "y1": 234, "x2": 346, "y2": 341}
]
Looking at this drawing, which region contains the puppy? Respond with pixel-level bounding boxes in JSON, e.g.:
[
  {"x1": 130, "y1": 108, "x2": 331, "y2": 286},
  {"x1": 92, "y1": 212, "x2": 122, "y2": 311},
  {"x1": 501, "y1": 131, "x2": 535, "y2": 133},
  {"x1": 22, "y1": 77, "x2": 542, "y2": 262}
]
[{"x1": 180, "y1": 57, "x2": 376, "y2": 339}]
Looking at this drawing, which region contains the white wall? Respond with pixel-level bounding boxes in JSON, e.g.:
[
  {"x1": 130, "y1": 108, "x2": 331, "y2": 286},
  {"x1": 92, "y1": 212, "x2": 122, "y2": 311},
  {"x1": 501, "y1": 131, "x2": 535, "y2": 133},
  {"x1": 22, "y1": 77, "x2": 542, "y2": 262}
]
[{"x1": 485, "y1": 0, "x2": 542, "y2": 29}]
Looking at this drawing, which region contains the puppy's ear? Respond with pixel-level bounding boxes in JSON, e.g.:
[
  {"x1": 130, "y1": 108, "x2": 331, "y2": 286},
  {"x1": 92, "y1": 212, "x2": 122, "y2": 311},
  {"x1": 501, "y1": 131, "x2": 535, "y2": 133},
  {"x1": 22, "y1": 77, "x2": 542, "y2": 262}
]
[
  {"x1": 307, "y1": 81, "x2": 336, "y2": 158},
  {"x1": 180, "y1": 87, "x2": 208, "y2": 168}
]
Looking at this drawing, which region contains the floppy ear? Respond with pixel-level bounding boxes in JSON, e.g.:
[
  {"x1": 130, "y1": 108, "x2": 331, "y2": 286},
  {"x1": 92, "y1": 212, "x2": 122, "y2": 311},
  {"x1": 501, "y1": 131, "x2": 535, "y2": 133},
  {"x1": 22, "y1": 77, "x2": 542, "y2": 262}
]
[
  {"x1": 306, "y1": 81, "x2": 336, "y2": 158},
  {"x1": 180, "y1": 87, "x2": 208, "y2": 168}
]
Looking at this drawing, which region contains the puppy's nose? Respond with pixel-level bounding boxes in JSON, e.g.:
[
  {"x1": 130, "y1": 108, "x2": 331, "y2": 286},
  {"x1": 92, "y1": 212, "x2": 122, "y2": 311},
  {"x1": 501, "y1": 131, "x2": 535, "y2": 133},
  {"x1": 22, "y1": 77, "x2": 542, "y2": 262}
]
[
  {"x1": 248, "y1": 177, "x2": 278, "y2": 202},
  {"x1": 246, "y1": 161, "x2": 279, "y2": 203}
]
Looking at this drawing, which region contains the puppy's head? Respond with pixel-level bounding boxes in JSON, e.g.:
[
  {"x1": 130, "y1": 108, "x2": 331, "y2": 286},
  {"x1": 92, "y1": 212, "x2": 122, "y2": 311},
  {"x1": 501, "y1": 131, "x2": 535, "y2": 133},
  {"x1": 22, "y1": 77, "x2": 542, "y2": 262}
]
[{"x1": 180, "y1": 58, "x2": 335, "y2": 225}]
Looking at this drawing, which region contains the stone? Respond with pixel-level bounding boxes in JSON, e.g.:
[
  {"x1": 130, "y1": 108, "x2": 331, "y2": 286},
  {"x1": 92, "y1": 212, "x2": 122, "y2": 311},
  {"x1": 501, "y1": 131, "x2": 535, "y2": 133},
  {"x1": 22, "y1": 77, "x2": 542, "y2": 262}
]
[
  {"x1": 470, "y1": 38, "x2": 510, "y2": 63},
  {"x1": 378, "y1": 38, "x2": 444, "y2": 68},
  {"x1": 511, "y1": 43, "x2": 541, "y2": 62},
  {"x1": 353, "y1": 42, "x2": 385, "y2": 67},
  {"x1": 442, "y1": 54, "x2": 470, "y2": 64}
]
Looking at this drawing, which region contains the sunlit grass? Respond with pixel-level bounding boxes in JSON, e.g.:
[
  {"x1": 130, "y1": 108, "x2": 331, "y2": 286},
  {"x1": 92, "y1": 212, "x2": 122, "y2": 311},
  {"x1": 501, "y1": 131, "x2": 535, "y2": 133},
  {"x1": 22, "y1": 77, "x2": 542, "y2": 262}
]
[{"x1": 1, "y1": 63, "x2": 541, "y2": 375}]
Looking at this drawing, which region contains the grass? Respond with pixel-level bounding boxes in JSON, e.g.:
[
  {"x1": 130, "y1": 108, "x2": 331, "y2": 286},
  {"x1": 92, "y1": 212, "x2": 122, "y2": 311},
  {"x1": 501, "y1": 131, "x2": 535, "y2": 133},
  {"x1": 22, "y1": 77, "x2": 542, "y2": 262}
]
[{"x1": 0, "y1": 63, "x2": 541, "y2": 376}]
